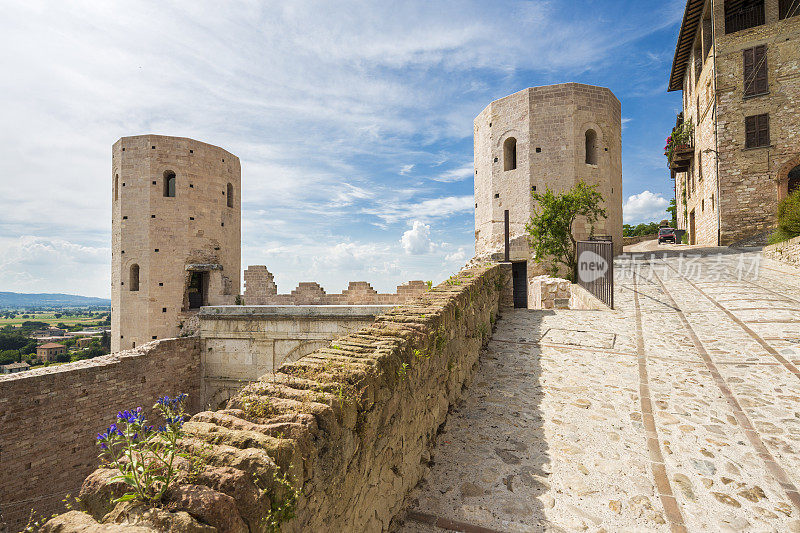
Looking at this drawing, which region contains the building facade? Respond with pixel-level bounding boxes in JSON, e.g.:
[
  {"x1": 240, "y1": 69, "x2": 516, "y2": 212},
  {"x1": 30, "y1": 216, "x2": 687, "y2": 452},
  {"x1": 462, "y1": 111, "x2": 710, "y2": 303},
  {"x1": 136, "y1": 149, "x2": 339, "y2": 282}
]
[
  {"x1": 111, "y1": 135, "x2": 241, "y2": 352},
  {"x1": 473, "y1": 83, "x2": 623, "y2": 302},
  {"x1": 36, "y1": 343, "x2": 66, "y2": 362},
  {"x1": 669, "y1": 0, "x2": 800, "y2": 245}
]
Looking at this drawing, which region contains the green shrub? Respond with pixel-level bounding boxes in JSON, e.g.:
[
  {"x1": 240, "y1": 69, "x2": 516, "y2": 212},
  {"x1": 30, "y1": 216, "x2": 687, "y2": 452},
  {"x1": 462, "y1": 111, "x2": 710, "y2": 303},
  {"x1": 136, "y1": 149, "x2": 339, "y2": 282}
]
[{"x1": 770, "y1": 190, "x2": 800, "y2": 244}]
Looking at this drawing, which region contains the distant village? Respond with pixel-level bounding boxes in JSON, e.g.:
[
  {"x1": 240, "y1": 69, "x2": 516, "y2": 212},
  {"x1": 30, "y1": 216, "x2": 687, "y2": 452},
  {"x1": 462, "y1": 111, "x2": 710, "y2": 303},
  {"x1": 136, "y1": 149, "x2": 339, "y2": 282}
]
[{"x1": 0, "y1": 307, "x2": 111, "y2": 374}]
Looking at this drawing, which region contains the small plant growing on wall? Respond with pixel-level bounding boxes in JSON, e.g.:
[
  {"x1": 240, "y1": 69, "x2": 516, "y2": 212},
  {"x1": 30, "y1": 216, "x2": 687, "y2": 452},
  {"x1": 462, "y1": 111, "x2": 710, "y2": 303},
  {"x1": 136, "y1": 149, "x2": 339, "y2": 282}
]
[
  {"x1": 95, "y1": 394, "x2": 188, "y2": 504},
  {"x1": 525, "y1": 180, "x2": 607, "y2": 280}
]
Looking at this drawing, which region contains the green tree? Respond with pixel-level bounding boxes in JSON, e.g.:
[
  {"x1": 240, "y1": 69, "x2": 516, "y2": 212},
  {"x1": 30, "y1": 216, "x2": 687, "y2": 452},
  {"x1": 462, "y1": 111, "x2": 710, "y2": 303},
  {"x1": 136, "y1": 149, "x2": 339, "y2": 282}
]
[
  {"x1": 667, "y1": 197, "x2": 678, "y2": 228},
  {"x1": 525, "y1": 180, "x2": 607, "y2": 280},
  {"x1": 770, "y1": 190, "x2": 800, "y2": 244}
]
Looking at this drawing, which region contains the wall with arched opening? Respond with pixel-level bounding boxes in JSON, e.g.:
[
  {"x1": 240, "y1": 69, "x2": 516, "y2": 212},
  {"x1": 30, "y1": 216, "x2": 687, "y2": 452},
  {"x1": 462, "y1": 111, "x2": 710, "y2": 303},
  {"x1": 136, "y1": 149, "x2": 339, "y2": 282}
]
[
  {"x1": 777, "y1": 155, "x2": 800, "y2": 202},
  {"x1": 163, "y1": 170, "x2": 176, "y2": 198},
  {"x1": 129, "y1": 264, "x2": 139, "y2": 292}
]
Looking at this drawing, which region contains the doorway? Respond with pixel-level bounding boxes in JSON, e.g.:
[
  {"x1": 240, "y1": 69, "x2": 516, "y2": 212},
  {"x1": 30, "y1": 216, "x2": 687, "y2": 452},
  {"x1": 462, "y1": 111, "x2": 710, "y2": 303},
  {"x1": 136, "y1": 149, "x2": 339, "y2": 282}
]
[
  {"x1": 689, "y1": 210, "x2": 696, "y2": 245},
  {"x1": 187, "y1": 271, "x2": 208, "y2": 309},
  {"x1": 512, "y1": 262, "x2": 528, "y2": 309}
]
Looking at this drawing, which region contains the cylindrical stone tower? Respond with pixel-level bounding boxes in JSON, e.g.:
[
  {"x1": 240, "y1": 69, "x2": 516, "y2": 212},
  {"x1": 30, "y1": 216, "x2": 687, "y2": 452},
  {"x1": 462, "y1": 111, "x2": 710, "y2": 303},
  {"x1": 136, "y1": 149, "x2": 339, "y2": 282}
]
[
  {"x1": 474, "y1": 83, "x2": 623, "y2": 261},
  {"x1": 111, "y1": 135, "x2": 241, "y2": 352}
]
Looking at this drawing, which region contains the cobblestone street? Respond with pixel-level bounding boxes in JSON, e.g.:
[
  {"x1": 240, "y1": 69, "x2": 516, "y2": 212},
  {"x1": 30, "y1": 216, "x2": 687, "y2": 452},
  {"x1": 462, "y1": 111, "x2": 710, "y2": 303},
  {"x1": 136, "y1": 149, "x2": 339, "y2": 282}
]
[{"x1": 398, "y1": 250, "x2": 800, "y2": 532}]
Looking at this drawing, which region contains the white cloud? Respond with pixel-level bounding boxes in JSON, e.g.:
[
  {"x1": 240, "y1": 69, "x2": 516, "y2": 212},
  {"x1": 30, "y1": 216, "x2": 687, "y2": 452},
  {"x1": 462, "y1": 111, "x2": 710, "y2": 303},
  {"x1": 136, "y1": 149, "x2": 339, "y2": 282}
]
[
  {"x1": 445, "y1": 247, "x2": 468, "y2": 263},
  {"x1": 401, "y1": 221, "x2": 437, "y2": 255},
  {"x1": 623, "y1": 190, "x2": 670, "y2": 225},
  {"x1": 400, "y1": 164, "x2": 415, "y2": 175},
  {"x1": 431, "y1": 162, "x2": 474, "y2": 183}
]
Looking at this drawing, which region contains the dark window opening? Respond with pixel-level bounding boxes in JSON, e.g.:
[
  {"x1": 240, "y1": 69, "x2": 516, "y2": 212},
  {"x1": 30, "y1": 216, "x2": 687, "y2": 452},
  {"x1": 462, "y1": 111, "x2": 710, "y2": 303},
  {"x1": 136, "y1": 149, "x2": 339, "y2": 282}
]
[
  {"x1": 780, "y1": 0, "x2": 800, "y2": 19},
  {"x1": 163, "y1": 170, "x2": 176, "y2": 197},
  {"x1": 503, "y1": 137, "x2": 517, "y2": 171},
  {"x1": 585, "y1": 129, "x2": 598, "y2": 165},
  {"x1": 162, "y1": 308, "x2": 167, "y2": 312},
  {"x1": 536, "y1": 147, "x2": 541, "y2": 153},
  {"x1": 114, "y1": 174, "x2": 119, "y2": 201},
  {"x1": 725, "y1": 0, "x2": 765, "y2": 34},
  {"x1": 788, "y1": 166, "x2": 800, "y2": 194},
  {"x1": 129, "y1": 264, "x2": 139, "y2": 292},
  {"x1": 227, "y1": 183, "x2": 234, "y2": 208},
  {"x1": 494, "y1": 193, "x2": 500, "y2": 198},
  {"x1": 512, "y1": 262, "x2": 528, "y2": 309},
  {"x1": 743, "y1": 45, "x2": 768, "y2": 97},
  {"x1": 187, "y1": 271, "x2": 208, "y2": 309},
  {"x1": 745, "y1": 113, "x2": 770, "y2": 148}
]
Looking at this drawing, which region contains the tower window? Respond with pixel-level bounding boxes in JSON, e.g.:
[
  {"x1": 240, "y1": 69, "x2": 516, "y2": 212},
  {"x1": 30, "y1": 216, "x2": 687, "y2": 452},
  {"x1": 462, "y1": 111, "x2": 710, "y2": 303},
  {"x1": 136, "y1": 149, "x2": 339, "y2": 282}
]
[
  {"x1": 114, "y1": 174, "x2": 119, "y2": 201},
  {"x1": 129, "y1": 264, "x2": 140, "y2": 292},
  {"x1": 503, "y1": 137, "x2": 517, "y2": 171},
  {"x1": 585, "y1": 129, "x2": 598, "y2": 165},
  {"x1": 227, "y1": 183, "x2": 234, "y2": 208},
  {"x1": 163, "y1": 170, "x2": 176, "y2": 198}
]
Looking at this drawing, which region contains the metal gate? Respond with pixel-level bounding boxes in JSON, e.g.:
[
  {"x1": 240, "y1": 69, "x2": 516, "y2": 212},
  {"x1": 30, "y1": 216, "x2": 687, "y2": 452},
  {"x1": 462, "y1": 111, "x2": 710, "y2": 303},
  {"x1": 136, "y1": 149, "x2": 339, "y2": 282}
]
[
  {"x1": 575, "y1": 240, "x2": 614, "y2": 309},
  {"x1": 512, "y1": 261, "x2": 528, "y2": 308}
]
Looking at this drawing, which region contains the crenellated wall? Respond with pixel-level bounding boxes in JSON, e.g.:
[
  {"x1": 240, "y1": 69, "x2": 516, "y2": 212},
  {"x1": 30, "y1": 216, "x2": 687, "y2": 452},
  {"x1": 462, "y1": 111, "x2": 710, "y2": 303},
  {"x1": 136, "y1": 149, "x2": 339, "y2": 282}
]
[
  {"x1": 0, "y1": 338, "x2": 201, "y2": 532},
  {"x1": 243, "y1": 265, "x2": 428, "y2": 305},
  {"x1": 42, "y1": 263, "x2": 511, "y2": 532}
]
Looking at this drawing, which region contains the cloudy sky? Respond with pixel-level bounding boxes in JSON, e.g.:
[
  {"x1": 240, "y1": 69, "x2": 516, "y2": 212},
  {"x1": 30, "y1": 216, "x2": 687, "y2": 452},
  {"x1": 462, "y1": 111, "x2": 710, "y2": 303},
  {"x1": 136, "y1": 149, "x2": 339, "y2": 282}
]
[{"x1": 0, "y1": 0, "x2": 686, "y2": 298}]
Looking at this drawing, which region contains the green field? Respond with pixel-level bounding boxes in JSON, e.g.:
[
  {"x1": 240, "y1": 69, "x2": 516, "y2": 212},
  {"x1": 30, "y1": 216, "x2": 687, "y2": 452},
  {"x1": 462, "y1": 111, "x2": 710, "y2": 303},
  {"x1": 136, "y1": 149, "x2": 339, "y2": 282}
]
[{"x1": 0, "y1": 313, "x2": 107, "y2": 328}]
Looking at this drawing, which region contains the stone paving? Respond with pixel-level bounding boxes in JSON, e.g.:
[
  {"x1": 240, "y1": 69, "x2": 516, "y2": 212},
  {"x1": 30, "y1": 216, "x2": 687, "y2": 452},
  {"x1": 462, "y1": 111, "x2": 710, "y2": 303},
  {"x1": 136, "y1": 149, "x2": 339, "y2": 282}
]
[{"x1": 396, "y1": 250, "x2": 800, "y2": 532}]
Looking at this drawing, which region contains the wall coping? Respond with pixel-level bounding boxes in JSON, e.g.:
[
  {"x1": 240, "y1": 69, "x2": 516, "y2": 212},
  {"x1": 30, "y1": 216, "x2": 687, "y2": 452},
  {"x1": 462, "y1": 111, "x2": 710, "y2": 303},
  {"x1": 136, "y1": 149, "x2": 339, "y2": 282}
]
[{"x1": 198, "y1": 305, "x2": 394, "y2": 319}]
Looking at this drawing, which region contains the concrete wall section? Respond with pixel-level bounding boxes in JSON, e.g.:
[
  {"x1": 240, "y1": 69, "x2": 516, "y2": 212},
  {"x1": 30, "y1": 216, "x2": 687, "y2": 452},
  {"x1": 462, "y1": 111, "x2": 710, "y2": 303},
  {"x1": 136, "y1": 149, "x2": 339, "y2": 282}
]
[{"x1": 198, "y1": 305, "x2": 390, "y2": 409}]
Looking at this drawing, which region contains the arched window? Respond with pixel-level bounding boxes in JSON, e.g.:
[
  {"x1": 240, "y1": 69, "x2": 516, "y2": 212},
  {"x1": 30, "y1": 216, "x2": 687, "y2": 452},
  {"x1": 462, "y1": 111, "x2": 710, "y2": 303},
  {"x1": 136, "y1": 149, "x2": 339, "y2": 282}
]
[
  {"x1": 585, "y1": 129, "x2": 598, "y2": 165},
  {"x1": 129, "y1": 264, "x2": 139, "y2": 292},
  {"x1": 227, "y1": 183, "x2": 233, "y2": 208},
  {"x1": 114, "y1": 174, "x2": 119, "y2": 201},
  {"x1": 789, "y1": 165, "x2": 800, "y2": 195},
  {"x1": 503, "y1": 137, "x2": 517, "y2": 171},
  {"x1": 163, "y1": 170, "x2": 176, "y2": 198}
]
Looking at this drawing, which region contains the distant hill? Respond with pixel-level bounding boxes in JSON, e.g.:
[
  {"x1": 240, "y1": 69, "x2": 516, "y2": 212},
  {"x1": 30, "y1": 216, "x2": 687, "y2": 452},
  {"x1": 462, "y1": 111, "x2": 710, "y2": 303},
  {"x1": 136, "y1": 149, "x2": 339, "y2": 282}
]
[{"x1": 0, "y1": 292, "x2": 110, "y2": 308}]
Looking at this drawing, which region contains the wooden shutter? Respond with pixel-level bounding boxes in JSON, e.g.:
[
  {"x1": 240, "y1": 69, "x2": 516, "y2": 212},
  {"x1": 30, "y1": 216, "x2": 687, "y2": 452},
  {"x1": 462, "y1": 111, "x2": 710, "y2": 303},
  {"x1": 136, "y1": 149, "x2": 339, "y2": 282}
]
[
  {"x1": 745, "y1": 114, "x2": 769, "y2": 148},
  {"x1": 745, "y1": 115, "x2": 757, "y2": 148},
  {"x1": 743, "y1": 45, "x2": 767, "y2": 96},
  {"x1": 756, "y1": 113, "x2": 770, "y2": 147}
]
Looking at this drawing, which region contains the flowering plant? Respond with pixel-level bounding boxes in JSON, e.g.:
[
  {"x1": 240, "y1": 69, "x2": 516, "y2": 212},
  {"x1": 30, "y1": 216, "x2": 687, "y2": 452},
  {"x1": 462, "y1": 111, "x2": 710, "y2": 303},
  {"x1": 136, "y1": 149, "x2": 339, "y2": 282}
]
[
  {"x1": 96, "y1": 394, "x2": 188, "y2": 503},
  {"x1": 664, "y1": 119, "x2": 694, "y2": 167}
]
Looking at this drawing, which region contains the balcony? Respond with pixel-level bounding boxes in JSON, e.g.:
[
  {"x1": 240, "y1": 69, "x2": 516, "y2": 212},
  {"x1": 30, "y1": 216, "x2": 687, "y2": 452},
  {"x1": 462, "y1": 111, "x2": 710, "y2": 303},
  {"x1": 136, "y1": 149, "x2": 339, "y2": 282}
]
[{"x1": 670, "y1": 142, "x2": 694, "y2": 173}]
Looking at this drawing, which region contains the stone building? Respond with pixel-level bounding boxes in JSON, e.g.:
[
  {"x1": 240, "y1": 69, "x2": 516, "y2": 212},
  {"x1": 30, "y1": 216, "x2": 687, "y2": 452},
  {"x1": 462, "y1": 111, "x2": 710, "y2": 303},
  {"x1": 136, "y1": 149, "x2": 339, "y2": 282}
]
[
  {"x1": 111, "y1": 135, "x2": 241, "y2": 352},
  {"x1": 36, "y1": 343, "x2": 66, "y2": 362},
  {"x1": 473, "y1": 83, "x2": 623, "y2": 303},
  {"x1": 668, "y1": 0, "x2": 800, "y2": 245}
]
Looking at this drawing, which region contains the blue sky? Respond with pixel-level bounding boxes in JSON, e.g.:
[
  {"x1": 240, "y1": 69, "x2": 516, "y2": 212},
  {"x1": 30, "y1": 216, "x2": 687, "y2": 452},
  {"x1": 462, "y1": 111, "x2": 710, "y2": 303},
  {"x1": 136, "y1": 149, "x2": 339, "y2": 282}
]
[{"x1": 0, "y1": 0, "x2": 686, "y2": 298}]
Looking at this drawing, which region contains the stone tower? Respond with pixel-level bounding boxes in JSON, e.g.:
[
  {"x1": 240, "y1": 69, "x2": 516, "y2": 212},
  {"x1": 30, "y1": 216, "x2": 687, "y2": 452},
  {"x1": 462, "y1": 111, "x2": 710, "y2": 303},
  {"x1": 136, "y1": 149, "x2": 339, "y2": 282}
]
[
  {"x1": 474, "y1": 83, "x2": 623, "y2": 265},
  {"x1": 111, "y1": 135, "x2": 241, "y2": 352}
]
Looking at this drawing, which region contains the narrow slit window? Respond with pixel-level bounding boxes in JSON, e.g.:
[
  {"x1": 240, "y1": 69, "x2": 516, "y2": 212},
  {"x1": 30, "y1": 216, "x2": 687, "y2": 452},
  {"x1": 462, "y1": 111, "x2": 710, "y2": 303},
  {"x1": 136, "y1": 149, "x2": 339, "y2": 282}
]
[
  {"x1": 585, "y1": 129, "x2": 598, "y2": 165},
  {"x1": 503, "y1": 137, "x2": 517, "y2": 171},
  {"x1": 129, "y1": 264, "x2": 140, "y2": 292},
  {"x1": 114, "y1": 174, "x2": 119, "y2": 201},
  {"x1": 227, "y1": 183, "x2": 234, "y2": 208},
  {"x1": 163, "y1": 170, "x2": 176, "y2": 198}
]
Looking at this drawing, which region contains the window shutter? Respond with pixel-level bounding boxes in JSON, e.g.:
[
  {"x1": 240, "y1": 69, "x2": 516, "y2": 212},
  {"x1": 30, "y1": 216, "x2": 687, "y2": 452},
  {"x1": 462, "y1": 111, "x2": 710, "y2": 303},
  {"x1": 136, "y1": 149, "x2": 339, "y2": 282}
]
[
  {"x1": 745, "y1": 115, "x2": 757, "y2": 148},
  {"x1": 754, "y1": 45, "x2": 767, "y2": 95},
  {"x1": 757, "y1": 114, "x2": 770, "y2": 147},
  {"x1": 743, "y1": 47, "x2": 754, "y2": 96}
]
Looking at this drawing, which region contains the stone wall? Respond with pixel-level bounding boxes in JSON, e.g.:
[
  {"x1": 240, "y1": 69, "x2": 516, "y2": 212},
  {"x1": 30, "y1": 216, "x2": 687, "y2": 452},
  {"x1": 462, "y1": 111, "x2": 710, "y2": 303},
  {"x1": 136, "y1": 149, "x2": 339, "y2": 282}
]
[
  {"x1": 527, "y1": 276, "x2": 609, "y2": 310},
  {"x1": 43, "y1": 263, "x2": 509, "y2": 532},
  {"x1": 198, "y1": 305, "x2": 391, "y2": 409},
  {"x1": 0, "y1": 338, "x2": 201, "y2": 532},
  {"x1": 622, "y1": 233, "x2": 658, "y2": 247},
  {"x1": 112, "y1": 135, "x2": 241, "y2": 353},
  {"x1": 243, "y1": 266, "x2": 427, "y2": 305},
  {"x1": 763, "y1": 235, "x2": 800, "y2": 267}
]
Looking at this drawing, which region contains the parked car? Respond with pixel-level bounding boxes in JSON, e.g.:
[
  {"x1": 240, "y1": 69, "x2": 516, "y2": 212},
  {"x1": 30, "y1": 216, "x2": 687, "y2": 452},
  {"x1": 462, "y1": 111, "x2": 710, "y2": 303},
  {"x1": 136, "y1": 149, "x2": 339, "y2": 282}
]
[{"x1": 658, "y1": 227, "x2": 676, "y2": 244}]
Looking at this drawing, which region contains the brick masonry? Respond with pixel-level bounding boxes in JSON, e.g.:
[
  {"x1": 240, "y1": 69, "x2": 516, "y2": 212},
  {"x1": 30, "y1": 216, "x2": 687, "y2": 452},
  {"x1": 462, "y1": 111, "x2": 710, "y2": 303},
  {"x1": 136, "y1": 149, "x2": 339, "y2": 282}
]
[
  {"x1": 672, "y1": 0, "x2": 800, "y2": 246},
  {"x1": 243, "y1": 265, "x2": 428, "y2": 305},
  {"x1": 41, "y1": 263, "x2": 511, "y2": 532},
  {"x1": 0, "y1": 338, "x2": 201, "y2": 531}
]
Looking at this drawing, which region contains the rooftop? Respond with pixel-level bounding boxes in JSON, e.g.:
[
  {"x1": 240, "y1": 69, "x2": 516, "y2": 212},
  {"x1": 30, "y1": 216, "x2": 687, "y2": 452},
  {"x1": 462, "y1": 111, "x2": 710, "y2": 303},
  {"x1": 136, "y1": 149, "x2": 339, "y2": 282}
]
[{"x1": 668, "y1": 0, "x2": 705, "y2": 92}]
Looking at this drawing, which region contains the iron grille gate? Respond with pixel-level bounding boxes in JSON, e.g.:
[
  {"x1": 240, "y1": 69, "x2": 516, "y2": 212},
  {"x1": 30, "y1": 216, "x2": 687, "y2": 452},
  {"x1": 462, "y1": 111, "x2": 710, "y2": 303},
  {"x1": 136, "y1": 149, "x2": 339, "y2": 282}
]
[{"x1": 575, "y1": 240, "x2": 614, "y2": 309}]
